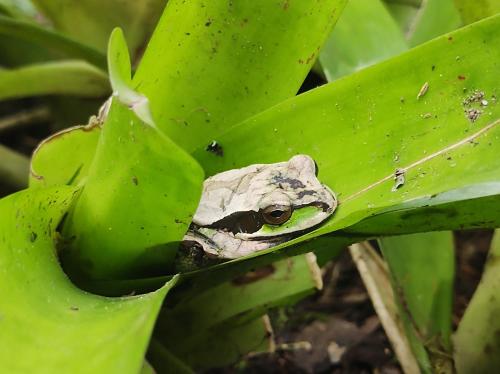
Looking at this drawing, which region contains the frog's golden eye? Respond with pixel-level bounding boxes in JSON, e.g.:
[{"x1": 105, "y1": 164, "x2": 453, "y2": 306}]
[{"x1": 262, "y1": 205, "x2": 292, "y2": 225}]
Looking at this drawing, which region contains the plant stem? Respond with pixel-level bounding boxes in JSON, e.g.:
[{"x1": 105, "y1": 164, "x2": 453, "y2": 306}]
[
  {"x1": 0, "y1": 144, "x2": 29, "y2": 190},
  {"x1": 0, "y1": 106, "x2": 51, "y2": 133}
]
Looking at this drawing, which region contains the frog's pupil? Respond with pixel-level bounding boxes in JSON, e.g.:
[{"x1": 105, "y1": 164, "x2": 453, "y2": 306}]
[{"x1": 271, "y1": 210, "x2": 284, "y2": 218}]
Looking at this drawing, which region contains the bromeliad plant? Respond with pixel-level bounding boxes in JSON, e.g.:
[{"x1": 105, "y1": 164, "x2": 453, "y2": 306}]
[{"x1": 1, "y1": 0, "x2": 500, "y2": 372}]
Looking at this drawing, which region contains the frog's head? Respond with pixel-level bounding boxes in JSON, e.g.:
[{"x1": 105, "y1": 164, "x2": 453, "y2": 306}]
[{"x1": 184, "y1": 155, "x2": 337, "y2": 259}]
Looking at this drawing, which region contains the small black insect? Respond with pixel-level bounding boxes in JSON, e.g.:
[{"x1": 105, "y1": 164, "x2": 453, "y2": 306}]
[{"x1": 206, "y1": 140, "x2": 223, "y2": 157}]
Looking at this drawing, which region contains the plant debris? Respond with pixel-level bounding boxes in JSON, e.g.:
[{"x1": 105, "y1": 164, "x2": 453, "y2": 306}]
[
  {"x1": 465, "y1": 108, "x2": 482, "y2": 122},
  {"x1": 392, "y1": 169, "x2": 405, "y2": 192},
  {"x1": 462, "y1": 90, "x2": 487, "y2": 123},
  {"x1": 417, "y1": 82, "x2": 429, "y2": 99},
  {"x1": 462, "y1": 90, "x2": 485, "y2": 106}
]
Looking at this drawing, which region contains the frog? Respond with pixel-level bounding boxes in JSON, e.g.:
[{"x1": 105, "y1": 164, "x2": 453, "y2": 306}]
[{"x1": 177, "y1": 155, "x2": 337, "y2": 270}]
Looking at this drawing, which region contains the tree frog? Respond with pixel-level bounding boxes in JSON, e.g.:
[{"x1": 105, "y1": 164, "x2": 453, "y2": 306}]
[{"x1": 177, "y1": 155, "x2": 337, "y2": 268}]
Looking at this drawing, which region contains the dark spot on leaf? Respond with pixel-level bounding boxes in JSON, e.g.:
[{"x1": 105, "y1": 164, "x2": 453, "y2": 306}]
[
  {"x1": 458, "y1": 75, "x2": 466, "y2": 80},
  {"x1": 70, "y1": 306, "x2": 79, "y2": 311},
  {"x1": 206, "y1": 140, "x2": 223, "y2": 156},
  {"x1": 132, "y1": 176, "x2": 138, "y2": 185},
  {"x1": 205, "y1": 19, "x2": 212, "y2": 27},
  {"x1": 30, "y1": 232, "x2": 37, "y2": 242},
  {"x1": 232, "y1": 265, "x2": 276, "y2": 285}
]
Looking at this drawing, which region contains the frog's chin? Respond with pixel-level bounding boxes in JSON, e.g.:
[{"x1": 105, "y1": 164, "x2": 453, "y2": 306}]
[{"x1": 182, "y1": 229, "x2": 285, "y2": 259}]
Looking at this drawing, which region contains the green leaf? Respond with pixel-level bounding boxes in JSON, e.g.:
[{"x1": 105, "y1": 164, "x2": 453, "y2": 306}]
[
  {"x1": 319, "y1": 0, "x2": 407, "y2": 81},
  {"x1": 193, "y1": 15, "x2": 500, "y2": 243},
  {"x1": 406, "y1": 0, "x2": 462, "y2": 47},
  {"x1": 133, "y1": 0, "x2": 348, "y2": 151},
  {"x1": 0, "y1": 15, "x2": 106, "y2": 68},
  {"x1": 108, "y1": 28, "x2": 153, "y2": 126},
  {"x1": 454, "y1": 230, "x2": 500, "y2": 373},
  {"x1": 0, "y1": 143, "x2": 29, "y2": 191},
  {"x1": 61, "y1": 28, "x2": 204, "y2": 282},
  {"x1": 61, "y1": 99, "x2": 204, "y2": 282},
  {"x1": 162, "y1": 315, "x2": 272, "y2": 371},
  {"x1": 453, "y1": 0, "x2": 500, "y2": 25},
  {"x1": 0, "y1": 186, "x2": 177, "y2": 373},
  {"x1": 30, "y1": 123, "x2": 102, "y2": 189},
  {"x1": 155, "y1": 254, "x2": 321, "y2": 370},
  {"x1": 379, "y1": 232, "x2": 454, "y2": 372},
  {"x1": 386, "y1": 0, "x2": 462, "y2": 47},
  {"x1": 31, "y1": 0, "x2": 166, "y2": 57},
  {"x1": 0, "y1": 0, "x2": 37, "y2": 20},
  {"x1": 148, "y1": 340, "x2": 194, "y2": 374},
  {"x1": 0, "y1": 60, "x2": 109, "y2": 100}
]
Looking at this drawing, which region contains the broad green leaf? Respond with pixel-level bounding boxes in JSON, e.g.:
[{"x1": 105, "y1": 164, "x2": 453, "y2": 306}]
[
  {"x1": 30, "y1": 123, "x2": 102, "y2": 188},
  {"x1": 385, "y1": 1, "x2": 419, "y2": 35},
  {"x1": 380, "y1": 232, "x2": 454, "y2": 372},
  {"x1": 61, "y1": 98, "x2": 203, "y2": 281},
  {"x1": 193, "y1": 15, "x2": 500, "y2": 243},
  {"x1": 0, "y1": 60, "x2": 109, "y2": 100},
  {"x1": 99, "y1": 16, "x2": 499, "y2": 298},
  {"x1": 406, "y1": 0, "x2": 462, "y2": 46},
  {"x1": 62, "y1": 31, "x2": 204, "y2": 281},
  {"x1": 161, "y1": 315, "x2": 272, "y2": 371},
  {"x1": 319, "y1": 0, "x2": 407, "y2": 81},
  {"x1": 155, "y1": 254, "x2": 321, "y2": 369},
  {"x1": 386, "y1": 0, "x2": 462, "y2": 46},
  {"x1": 0, "y1": 186, "x2": 176, "y2": 373},
  {"x1": 454, "y1": 230, "x2": 500, "y2": 374},
  {"x1": 107, "y1": 28, "x2": 153, "y2": 126},
  {"x1": 321, "y1": 4, "x2": 457, "y2": 372},
  {"x1": 148, "y1": 340, "x2": 194, "y2": 374},
  {"x1": 0, "y1": 143, "x2": 29, "y2": 191},
  {"x1": 0, "y1": 0, "x2": 37, "y2": 20},
  {"x1": 32, "y1": 0, "x2": 166, "y2": 57},
  {"x1": 0, "y1": 15, "x2": 106, "y2": 68},
  {"x1": 133, "y1": 0, "x2": 348, "y2": 152},
  {"x1": 139, "y1": 361, "x2": 157, "y2": 374},
  {"x1": 453, "y1": 0, "x2": 500, "y2": 25}
]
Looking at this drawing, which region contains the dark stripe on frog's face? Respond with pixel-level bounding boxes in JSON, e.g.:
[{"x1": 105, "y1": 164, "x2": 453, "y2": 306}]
[
  {"x1": 204, "y1": 210, "x2": 264, "y2": 235},
  {"x1": 201, "y1": 201, "x2": 332, "y2": 236}
]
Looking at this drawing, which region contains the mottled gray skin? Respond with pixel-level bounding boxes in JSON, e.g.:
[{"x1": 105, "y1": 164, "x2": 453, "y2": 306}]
[{"x1": 182, "y1": 155, "x2": 337, "y2": 259}]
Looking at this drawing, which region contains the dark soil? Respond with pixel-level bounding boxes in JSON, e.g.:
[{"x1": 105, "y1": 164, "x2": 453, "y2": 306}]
[{"x1": 210, "y1": 229, "x2": 491, "y2": 374}]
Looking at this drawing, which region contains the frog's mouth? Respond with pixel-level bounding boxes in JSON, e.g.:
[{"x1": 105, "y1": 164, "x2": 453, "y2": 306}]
[
  {"x1": 181, "y1": 227, "x2": 286, "y2": 259},
  {"x1": 181, "y1": 210, "x2": 331, "y2": 260}
]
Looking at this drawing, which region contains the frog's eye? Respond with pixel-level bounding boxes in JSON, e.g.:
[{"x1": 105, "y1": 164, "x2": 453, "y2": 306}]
[{"x1": 262, "y1": 205, "x2": 293, "y2": 225}]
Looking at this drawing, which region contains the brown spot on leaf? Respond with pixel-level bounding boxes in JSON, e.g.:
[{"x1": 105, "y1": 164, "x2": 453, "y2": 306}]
[{"x1": 232, "y1": 265, "x2": 276, "y2": 285}]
